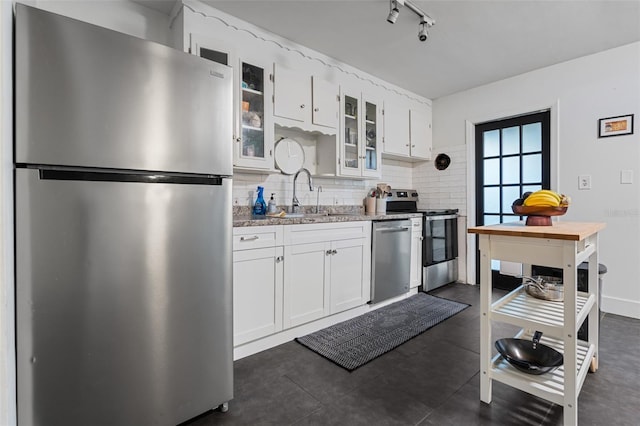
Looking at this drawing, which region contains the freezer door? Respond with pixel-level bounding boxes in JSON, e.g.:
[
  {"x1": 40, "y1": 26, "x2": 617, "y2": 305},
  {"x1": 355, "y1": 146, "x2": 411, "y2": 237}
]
[
  {"x1": 16, "y1": 4, "x2": 232, "y2": 176},
  {"x1": 15, "y1": 168, "x2": 233, "y2": 425}
]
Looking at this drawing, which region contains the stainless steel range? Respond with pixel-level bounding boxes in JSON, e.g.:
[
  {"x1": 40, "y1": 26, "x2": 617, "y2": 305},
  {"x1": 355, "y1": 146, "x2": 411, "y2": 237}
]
[{"x1": 386, "y1": 189, "x2": 459, "y2": 291}]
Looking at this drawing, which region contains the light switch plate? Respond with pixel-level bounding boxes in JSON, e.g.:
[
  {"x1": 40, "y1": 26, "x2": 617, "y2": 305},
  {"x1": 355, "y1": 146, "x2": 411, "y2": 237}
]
[
  {"x1": 578, "y1": 175, "x2": 591, "y2": 190},
  {"x1": 621, "y1": 170, "x2": 634, "y2": 184}
]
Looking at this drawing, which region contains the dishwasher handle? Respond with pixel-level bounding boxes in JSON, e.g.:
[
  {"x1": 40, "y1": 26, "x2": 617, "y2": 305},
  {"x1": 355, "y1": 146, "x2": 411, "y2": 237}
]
[{"x1": 377, "y1": 226, "x2": 410, "y2": 233}]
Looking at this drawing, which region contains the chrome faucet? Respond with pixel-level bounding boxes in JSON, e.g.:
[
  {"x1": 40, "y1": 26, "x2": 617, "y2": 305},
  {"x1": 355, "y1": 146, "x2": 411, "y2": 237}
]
[
  {"x1": 292, "y1": 168, "x2": 313, "y2": 213},
  {"x1": 316, "y1": 186, "x2": 323, "y2": 213}
]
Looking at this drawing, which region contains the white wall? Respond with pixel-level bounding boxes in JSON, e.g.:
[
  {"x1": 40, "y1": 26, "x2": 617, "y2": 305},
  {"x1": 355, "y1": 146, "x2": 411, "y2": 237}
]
[
  {"x1": 0, "y1": 1, "x2": 170, "y2": 423},
  {"x1": 432, "y1": 42, "x2": 640, "y2": 318}
]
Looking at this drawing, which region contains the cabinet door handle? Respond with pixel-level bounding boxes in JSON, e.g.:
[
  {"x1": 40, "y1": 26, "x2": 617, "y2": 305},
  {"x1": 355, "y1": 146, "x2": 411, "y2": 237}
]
[
  {"x1": 326, "y1": 250, "x2": 332, "y2": 256},
  {"x1": 275, "y1": 256, "x2": 284, "y2": 263},
  {"x1": 314, "y1": 107, "x2": 319, "y2": 112},
  {"x1": 405, "y1": 143, "x2": 410, "y2": 147},
  {"x1": 332, "y1": 249, "x2": 338, "y2": 255},
  {"x1": 420, "y1": 236, "x2": 424, "y2": 241},
  {"x1": 240, "y1": 236, "x2": 259, "y2": 241},
  {"x1": 300, "y1": 104, "x2": 306, "y2": 109},
  {"x1": 411, "y1": 145, "x2": 415, "y2": 148},
  {"x1": 236, "y1": 137, "x2": 242, "y2": 142}
]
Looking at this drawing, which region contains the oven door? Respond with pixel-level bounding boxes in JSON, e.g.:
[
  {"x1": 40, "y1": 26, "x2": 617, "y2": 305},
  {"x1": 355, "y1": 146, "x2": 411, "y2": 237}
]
[{"x1": 423, "y1": 214, "x2": 458, "y2": 266}]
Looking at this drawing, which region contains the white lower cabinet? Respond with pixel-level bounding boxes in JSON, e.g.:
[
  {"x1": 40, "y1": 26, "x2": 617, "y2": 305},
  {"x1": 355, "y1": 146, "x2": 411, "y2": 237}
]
[
  {"x1": 283, "y1": 221, "x2": 372, "y2": 328},
  {"x1": 283, "y1": 241, "x2": 329, "y2": 328},
  {"x1": 410, "y1": 217, "x2": 423, "y2": 289},
  {"x1": 232, "y1": 226, "x2": 284, "y2": 346},
  {"x1": 233, "y1": 246, "x2": 283, "y2": 345},
  {"x1": 329, "y1": 237, "x2": 370, "y2": 314},
  {"x1": 233, "y1": 221, "x2": 372, "y2": 347}
]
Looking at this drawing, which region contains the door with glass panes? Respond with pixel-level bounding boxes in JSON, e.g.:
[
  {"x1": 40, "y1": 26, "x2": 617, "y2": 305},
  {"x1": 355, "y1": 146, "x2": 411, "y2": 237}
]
[{"x1": 475, "y1": 111, "x2": 551, "y2": 288}]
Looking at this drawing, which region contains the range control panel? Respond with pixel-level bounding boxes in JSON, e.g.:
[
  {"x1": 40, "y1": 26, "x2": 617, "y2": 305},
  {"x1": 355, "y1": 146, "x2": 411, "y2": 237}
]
[{"x1": 386, "y1": 189, "x2": 419, "y2": 203}]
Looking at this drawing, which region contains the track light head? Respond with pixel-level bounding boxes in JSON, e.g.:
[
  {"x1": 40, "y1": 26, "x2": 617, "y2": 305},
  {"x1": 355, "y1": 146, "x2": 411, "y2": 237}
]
[
  {"x1": 387, "y1": 1, "x2": 400, "y2": 24},
  {"x1": 418, "y1": 20, "x2": 428, "y2": 42}
]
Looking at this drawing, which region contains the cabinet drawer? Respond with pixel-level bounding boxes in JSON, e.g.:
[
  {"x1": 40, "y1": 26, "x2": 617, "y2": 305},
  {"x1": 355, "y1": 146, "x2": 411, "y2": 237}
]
[
  {"x1": 284, "y1": 221, "x2": 371, "y2": 245},
  {"x1": 233, "y1": 225, "x2": 283, "y2": 251}
]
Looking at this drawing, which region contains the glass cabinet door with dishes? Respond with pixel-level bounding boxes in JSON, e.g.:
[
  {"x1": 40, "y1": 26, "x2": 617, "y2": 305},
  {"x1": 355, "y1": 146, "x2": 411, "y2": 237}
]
[
  {"x1": 340, "y1": 92, "x2": 361, "y2": 176},
  {"x1": 340, "y1": 90, "x2": 382, "y2": 177},
  {"x1": 362, "y1": 94, "x2": 382, "y2": 178},
  {"x1": 235, "y1": 58, "x2": 274, "y2": 170}
]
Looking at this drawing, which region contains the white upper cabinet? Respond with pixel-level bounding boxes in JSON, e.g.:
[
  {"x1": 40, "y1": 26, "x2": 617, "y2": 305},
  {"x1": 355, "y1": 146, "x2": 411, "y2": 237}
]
[
  {"x1": 273, "y1": 64, "x2": 308, "y2": 123},
  {"x1": 312, "y1": 76, "x2": 339, "y2": 128},
  {"x1": 235, "y1": 57, "x2": 275, "y2": 170},
  {"x1": 190, "y1": 34, "x2": 275, "y2": 170},
  {"x1": 409, "y1": 105, "x2": 432, "y2": 160},
  {"x1": 339, "y1": 88, "x2": 382, "y2": 178},
  {"x1": 362, "y1": 94, "x2": 383, "y2": 177},
  {"x1": 190, "y1": 33, "x2": 235, "y2": 67},
  {"x1": 383, "y1": 98, "x2": 411, "y2": 157},
  {"x1": 339, "y1": 89, "x2": 362, "y2": 177},
  {"x1": 273, "y1": 63, "x2": 337, "y2": 134},
  {"x1": 383, "y1": 98, "x2": 432, "y2": 161}
]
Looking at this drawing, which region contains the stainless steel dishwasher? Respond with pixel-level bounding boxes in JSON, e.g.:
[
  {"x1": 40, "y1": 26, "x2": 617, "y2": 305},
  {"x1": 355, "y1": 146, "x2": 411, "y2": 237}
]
[{"x1": 370, "y1": 219, "x2": 412, "y2": 304}]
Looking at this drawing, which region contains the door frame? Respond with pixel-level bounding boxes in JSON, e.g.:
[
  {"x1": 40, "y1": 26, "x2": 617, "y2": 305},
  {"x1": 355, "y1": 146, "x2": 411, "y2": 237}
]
[{"x1": 465, "y1": 100, "x2": 560, "y2": 285}]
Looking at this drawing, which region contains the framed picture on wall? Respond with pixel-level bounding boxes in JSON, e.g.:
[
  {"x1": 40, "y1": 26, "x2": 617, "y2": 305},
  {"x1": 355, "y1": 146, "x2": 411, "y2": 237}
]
[{"x1": 598, "y1": 114, "x2": 634, "y2": 138}]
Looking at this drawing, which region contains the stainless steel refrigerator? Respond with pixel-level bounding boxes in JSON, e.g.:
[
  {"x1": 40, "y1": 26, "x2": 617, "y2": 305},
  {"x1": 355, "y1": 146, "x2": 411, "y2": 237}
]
[{"x1": 15, "y1": 4, "x2": 233, "y2": 425}]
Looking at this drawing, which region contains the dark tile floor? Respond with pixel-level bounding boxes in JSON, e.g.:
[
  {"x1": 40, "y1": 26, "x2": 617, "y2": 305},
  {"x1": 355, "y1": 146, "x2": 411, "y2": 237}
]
[{"x1": 187, "y1": 283, "x2": 640, "y2": 425}]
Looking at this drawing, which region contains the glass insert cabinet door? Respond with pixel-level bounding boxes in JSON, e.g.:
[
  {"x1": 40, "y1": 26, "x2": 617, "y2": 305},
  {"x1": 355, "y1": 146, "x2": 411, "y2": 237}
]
[
  {"x1": 363, "y1": 99, "x2": 381, "y2": 177},
  {"x1": 342, "y1": 94, "x2": 360, "y2": 173},
  {"x1": 240, "y1": 62, "x2": 265, "y2": 159}
]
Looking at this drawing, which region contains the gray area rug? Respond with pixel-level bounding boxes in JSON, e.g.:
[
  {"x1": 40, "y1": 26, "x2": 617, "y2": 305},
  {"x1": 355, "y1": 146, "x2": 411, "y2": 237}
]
[{"x1": 296, "y1": 292, "x2": 469, "y2": 371}]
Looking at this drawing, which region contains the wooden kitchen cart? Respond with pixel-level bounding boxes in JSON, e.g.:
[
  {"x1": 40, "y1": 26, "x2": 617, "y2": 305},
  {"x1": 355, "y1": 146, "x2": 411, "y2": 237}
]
[{"x1": 468, "y1": 221, "x2": 606, "y2": 426}]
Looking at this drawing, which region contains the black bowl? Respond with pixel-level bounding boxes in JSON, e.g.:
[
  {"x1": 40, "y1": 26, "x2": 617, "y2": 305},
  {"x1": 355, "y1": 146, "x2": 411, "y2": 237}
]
[{"x1": 495, "y1": 337, "x2": 563, "y2": 375}]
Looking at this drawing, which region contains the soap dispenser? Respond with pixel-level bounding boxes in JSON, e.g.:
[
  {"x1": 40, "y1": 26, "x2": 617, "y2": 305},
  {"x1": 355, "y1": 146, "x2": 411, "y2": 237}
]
[
  {"x1": 267, "y1": 193, "x2": 277, "y2": 214},
  {"x1": 252, "y1": 186, "x2": 267, "y2": 216}
]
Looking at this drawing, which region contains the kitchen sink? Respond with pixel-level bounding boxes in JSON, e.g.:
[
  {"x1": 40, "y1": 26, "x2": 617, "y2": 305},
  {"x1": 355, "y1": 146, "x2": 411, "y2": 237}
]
[
  {"x1": 268, "y1": 212, "x2": 362, "y2": 219},
  {"x1": 271, "y1": 212, "x2": 328, "y2": 218}
]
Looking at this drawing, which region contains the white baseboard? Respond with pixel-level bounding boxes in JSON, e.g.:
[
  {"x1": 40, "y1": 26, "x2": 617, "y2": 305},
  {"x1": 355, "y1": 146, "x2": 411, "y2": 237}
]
[
  {"x1": 233, "y1": 288, "x2": 419, "y2": 360},
  {"x1": 601, "y1": 295, "x2": 640, "y2": 319}
]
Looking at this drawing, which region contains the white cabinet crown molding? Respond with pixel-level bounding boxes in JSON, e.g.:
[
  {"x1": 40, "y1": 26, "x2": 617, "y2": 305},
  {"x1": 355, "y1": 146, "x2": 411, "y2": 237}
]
[{"x1": 178, "y1": 0, "x2": 431, "y2": 107}]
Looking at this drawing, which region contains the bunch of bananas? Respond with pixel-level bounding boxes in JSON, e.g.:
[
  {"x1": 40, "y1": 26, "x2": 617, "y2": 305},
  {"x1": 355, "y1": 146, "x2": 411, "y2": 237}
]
[{"x1": 513, "y1": 190, "x2": 570, "y2": 207}]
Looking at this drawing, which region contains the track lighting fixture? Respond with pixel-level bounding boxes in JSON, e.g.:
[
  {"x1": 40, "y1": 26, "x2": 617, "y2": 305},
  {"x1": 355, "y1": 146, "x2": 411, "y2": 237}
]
[
  {"x1": 387, "y1": 0, "x2": 400, "y2": 24},
  {"x1": 386, "y1": 0, "x2": 436, "y2": 42}
]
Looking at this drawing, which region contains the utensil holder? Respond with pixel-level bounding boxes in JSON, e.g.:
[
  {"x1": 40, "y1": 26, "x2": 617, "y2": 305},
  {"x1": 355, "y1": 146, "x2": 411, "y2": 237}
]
[
  {"x1": 365, "y1": 197, "x2": 376, "y2": 214},
  {"x1": 376, "y1": 198, "x2": 386, "y2": 214}
]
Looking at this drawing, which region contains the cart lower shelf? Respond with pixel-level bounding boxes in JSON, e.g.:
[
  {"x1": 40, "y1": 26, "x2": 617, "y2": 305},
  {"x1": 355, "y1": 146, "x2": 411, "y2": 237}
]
[
  {"x1": 491, "y1": 286, "x2": 595, "y2": 337},
  {"x1": 490, "y1": 330, "x2": 595, "y2": 405}
]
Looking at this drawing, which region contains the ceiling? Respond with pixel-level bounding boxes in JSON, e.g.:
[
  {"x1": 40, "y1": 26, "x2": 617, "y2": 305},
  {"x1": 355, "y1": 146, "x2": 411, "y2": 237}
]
[{"x1": 135, "y1": 0, "x2": 640, "y2": 99}]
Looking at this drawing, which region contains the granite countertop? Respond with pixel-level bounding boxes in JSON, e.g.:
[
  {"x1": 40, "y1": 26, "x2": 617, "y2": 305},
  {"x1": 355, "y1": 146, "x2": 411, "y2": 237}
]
[{"x1": 233, "y1": 205, "x2": 422, "y2": 227}]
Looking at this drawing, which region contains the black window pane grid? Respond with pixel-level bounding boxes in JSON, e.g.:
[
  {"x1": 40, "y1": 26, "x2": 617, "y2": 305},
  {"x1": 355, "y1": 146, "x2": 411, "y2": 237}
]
[{"x1": 476, "y1": 111, "x2": 551, "y2": 226}]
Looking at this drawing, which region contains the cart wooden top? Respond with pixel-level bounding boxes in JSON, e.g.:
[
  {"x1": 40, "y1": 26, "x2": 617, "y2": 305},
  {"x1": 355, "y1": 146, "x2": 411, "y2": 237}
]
[{"x1": 468, "y1": 221, "x2": 606, "y2": 241}]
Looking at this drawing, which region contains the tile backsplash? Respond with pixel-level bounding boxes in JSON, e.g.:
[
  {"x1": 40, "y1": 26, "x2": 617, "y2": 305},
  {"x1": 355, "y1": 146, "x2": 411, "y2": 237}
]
[
  {"x1": 413, "y1": 144, "x2": 467, "y2": 216},
  {"x1": 233, "y1": 158, "x2": 412, "y2": 210},
  {"x1": 233, "y1": 144, "x2": 467, "y2": 215}
]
